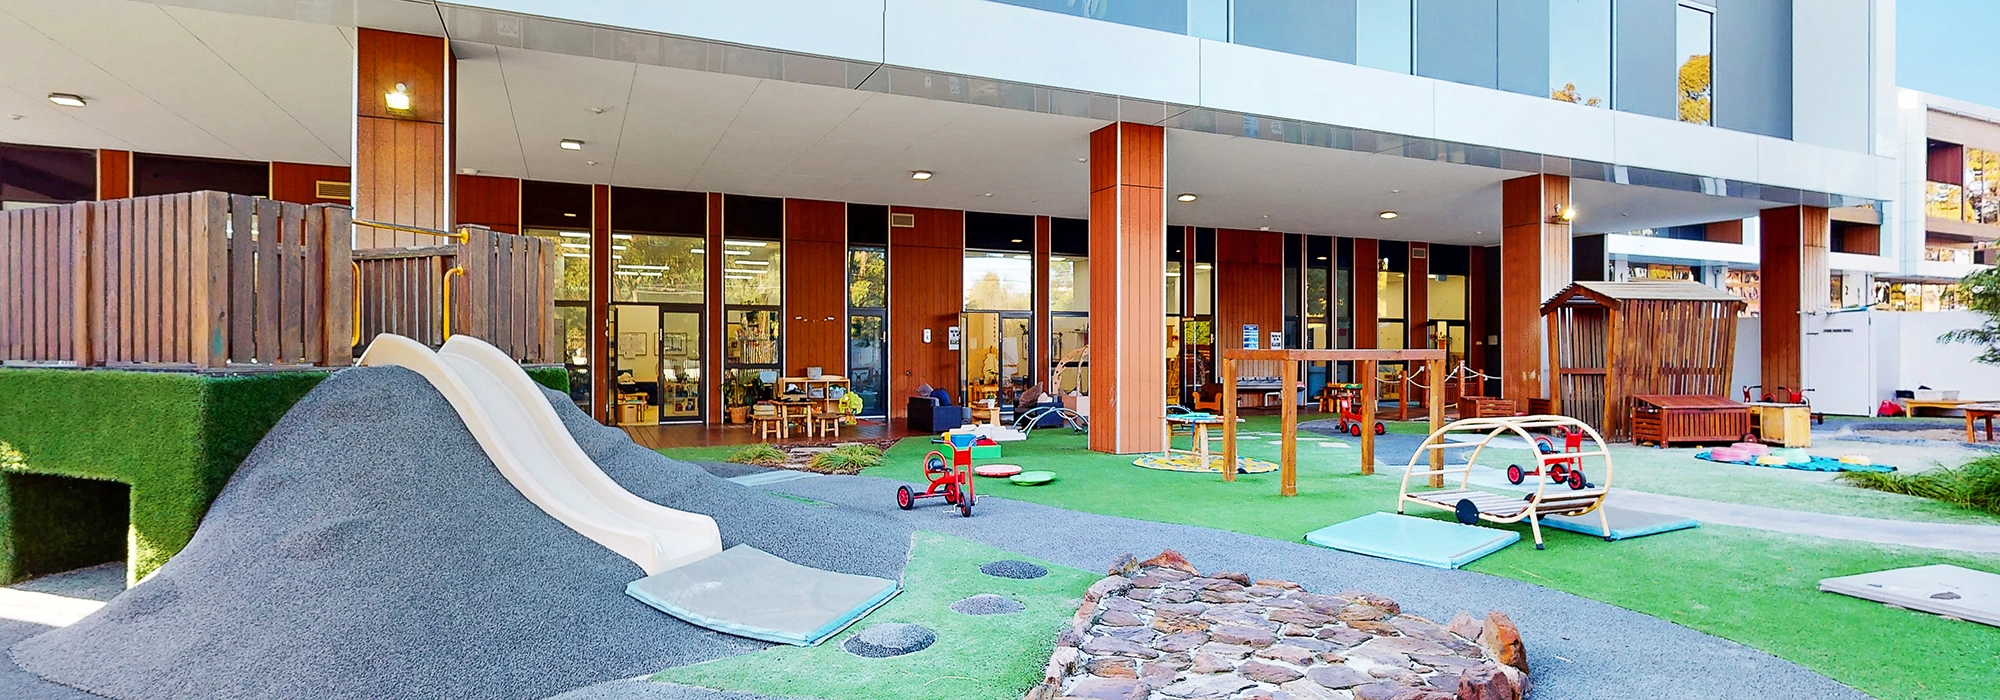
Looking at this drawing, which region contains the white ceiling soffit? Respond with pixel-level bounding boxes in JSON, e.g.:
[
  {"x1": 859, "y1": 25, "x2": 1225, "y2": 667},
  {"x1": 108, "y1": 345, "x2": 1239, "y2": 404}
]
[
  {"x1": 456, "y1": 42, "x2": 1105, "y2": 216},
  {"x1": 0, "y1": 0, "x2": 351, "y2": 164}
]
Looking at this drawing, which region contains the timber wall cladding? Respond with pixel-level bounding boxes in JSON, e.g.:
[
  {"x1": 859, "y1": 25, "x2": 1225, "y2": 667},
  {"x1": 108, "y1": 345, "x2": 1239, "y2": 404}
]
[
  {"x1": 354, "y1": 28, "x2": 446, "y2": 247},
  {"x1": 454, "y1": 174, "x2": 521, "y2": 233},
  {"x1": 0, "y1": 192, "x2": 352, "y2": 367},
  {"x1": 1352, "y1": 238, "x2": 1378, "y2": 349},
  {"x1": 784, "y1": 199, "x2": 847, "y2": 375},
  {"x1": 1217, "y1": 229, "x2": 1284, "y2": 352},
  {"x1": 270, "y1": 162, "x2": 351, "y2": 206},
  {"x1": 96, "y1": 149, "x2": 132, "y2": 200},
  {"x1": 1758, "y1": 205, "x2": 1829, "y2": 389},
  {"x1": 1499, "y1": 174, "x2": 1572, "y2": 400},
  {"x1": 888, "y1": 206, "x2": 964, "y2": 420},
  {"x1": 1088, "y1": 122, "x2": 1167, "y2": 454}
]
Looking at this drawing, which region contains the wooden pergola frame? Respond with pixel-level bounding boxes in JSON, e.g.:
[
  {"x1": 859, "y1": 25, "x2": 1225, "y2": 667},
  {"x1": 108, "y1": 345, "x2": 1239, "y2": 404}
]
[{"x1": 1219, "y1": 348, "x2": 1448, "y2": 496}]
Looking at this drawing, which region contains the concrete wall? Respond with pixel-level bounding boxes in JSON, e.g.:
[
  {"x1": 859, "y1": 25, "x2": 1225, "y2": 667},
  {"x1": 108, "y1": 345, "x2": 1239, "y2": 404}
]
[
  {"x1": 1799, "y1": 310, "x2": 2000, "y2": 416},
  {"x1": 455, "y1": 0, "x2": 1897, "y2": 202}
]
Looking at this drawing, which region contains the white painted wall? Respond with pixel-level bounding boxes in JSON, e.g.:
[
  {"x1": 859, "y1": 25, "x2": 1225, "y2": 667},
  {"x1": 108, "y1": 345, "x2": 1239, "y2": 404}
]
[
  {"x1": 1733, "y1": 316, "x2": 1761, "y2": 401},
  {"x1": 1800, "y1": 310, "x2": 2000, "y2": 416}
]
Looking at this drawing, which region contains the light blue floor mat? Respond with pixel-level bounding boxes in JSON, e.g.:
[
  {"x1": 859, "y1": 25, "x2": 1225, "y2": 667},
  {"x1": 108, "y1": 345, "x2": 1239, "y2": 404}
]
[
  {"x1": 627, "y1": 545, "x2": 899, "y2": 646},
  {"x1": 1541, "y1": 506, "x2": 1700, "y2": 540},
  {"x1": 1303, "y1": 512, "x2": 1518, "y2": 569}
]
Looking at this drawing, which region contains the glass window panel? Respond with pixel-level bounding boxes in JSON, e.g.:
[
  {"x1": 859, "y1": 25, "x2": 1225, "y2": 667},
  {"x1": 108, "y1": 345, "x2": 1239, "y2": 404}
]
[
  {"x1": 1427, "y1": 274, "x2": 1466, "y2": 320},
  {"x1": 848, "y1": 247, "x2": 887, "y2": 308},
  {"x1": 1549, "y1": 0, "x2": 1610, "y2": 107},
  {"x1": 526, "y1": 229, "x2": 592, "y2": 302},
  {"x1": 610, "y1": 234, "x2": 704, "y2": 304},
  {"x1": 1051, "y1": 256, "x2": 1091, "y2": 312},
  {"x1": 722, "y1": 239, "x2": 782, "y2": 306},
  {"x1": 1166, "y1": 260, "x2": 1184, "y2": 315},
  {"x1": 1192, "y1": 262, "x2": 1213, "y2": 315},
  {"x1": 724, "y1": 309, "x2": 780, "y2": 366},
  {"x1": 986, "y1": 0, "x2": 1185, "y2": 34},
  {"x1": 1379, "y1": 271, "x2": 1407, "y2": 319},
  {"x1": 659, "y1": 310, "x2": 703, "y2": 419},
  {"x1": 1234, "y1": 0, "x2": 1357, "y2": 63},
  {"x1": 848, "y1": 315, "x2": 886, "y2": 415},
  {"x1": 555, "y1": 306, "x2": 590, "y2": 410},
  {"x1": 1053, "y1": 315, "x2": 1090, "y2": 393},
  {"x1": 1969, "y1": 149, "x2": 2000, "y2": 225},
  {"x1": 1306, "y1": 267, "x2": 1330, "y2": 318},
  {"x1": 1676, "y1": 3, "x2": 1713, "y2": 125},
  {"x1": 1357, "y1": 0, "x2": 1414, "y2": 73},
  {"x1": 964, "y1": 251, "x2": 1034, "y2": 310}
]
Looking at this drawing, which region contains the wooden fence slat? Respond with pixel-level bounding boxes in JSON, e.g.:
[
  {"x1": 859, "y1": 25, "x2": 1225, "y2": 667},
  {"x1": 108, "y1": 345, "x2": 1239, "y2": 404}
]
[
  {"x1": 115, "y1": 199, "x2": 132, "y2": 363},
  {"x1": 175, "y1": 194, "x2": 194, "y2": 362},
  {"x1": 280, "y1": 203, "x2": 305, "y2": 364},
  {"x1": 495, "y1": 233, "x2": 512, "y2": 353},
  {"x1": 302, "y1": 205, "x2": 324, "y2": 364},
  {"x1": 30, "y1": 207, "x2": 46, "y2": 360},
  {"x1": 256, "y1": 198, "x2": 281, "y2": 363},
  {"x1": 69, "y1": 203, "x2": 90, "y2": 365},
  {"x1": 229, "y1": 196, "x2": 254, "y2": 362},
  {"x1": 543, "y1": 238, "x2": 557, "y2": 363},
  {"x1": 142, "y1": 196, "x2": 160, "y2": 363},
  {"x1": 323, "y1": 206, "x2": 352, "y2": 364},
  {"x1": 2, "y1": 206, "x2": 15, "y2": 360},
  {"x1": 463, "y1": 227, "x2": 489, "y2": 343}
]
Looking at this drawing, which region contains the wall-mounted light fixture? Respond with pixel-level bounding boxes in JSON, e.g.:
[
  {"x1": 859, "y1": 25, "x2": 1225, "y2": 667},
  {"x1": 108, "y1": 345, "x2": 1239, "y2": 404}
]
[
  {"x1": 383, "y1": 83, "x2": 412, "y2": 114},
  {"x1": 1549, "y1": 204, "x2": 1577, "y2": 224},
  {"x1": 47, "y1": 93, "x2": 86, "y2": 108}
]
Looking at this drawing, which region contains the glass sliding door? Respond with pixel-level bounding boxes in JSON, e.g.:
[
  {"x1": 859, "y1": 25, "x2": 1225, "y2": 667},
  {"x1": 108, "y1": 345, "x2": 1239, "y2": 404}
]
[
  {"x1": 848, "y1": 244, "x2": 888, "y2": 417},
  {"x1": 658, "y1": 310, "x2": 703, "y2": 420}
]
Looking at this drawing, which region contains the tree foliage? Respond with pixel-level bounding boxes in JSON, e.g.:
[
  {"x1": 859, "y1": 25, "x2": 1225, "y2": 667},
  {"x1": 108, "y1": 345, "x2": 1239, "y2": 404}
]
[
  {"x1": 1678, "y1": 54, "x2": 1712, "y2": 125},
  {"x1": 1940, "y1": 266, "x2": 2000, "y2": 364},
  {"x1": 1550, "y1": 82, "x2": 1603, "y2": 107}
]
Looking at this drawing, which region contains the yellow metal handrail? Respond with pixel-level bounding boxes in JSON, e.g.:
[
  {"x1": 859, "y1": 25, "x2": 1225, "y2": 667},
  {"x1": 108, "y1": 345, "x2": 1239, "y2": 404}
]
[
  {"x1": 441, "y1": 266, "x2": 466, "y2": 341},
  {"x1": 353, "y1": 219, "x2": 469, "y2": 243},
  {"x1": 351, "y1": 261, "x2": 362, "y2": 347}
]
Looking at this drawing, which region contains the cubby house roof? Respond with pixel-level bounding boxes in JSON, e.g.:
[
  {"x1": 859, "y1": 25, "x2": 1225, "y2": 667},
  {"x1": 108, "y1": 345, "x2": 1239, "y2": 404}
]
[{"x1": 1541, "y1": 280, "x2": 1746, "y2": 315}]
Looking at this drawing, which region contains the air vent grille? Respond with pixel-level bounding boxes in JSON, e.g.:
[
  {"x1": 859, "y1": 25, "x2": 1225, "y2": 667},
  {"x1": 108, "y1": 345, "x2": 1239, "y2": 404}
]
[
  {"x1": 889, "y1": 212, "x2": 916, "y2": 228},
  {"x1": 314, "y1": 180, "x2": 351, "y2": 201}
]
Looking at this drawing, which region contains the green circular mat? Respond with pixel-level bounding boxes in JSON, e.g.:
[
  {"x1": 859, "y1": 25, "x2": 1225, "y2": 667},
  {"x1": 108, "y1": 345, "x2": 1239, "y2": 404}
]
[{"x1": 1009, "y1": 470, "x2": 1056, "y2": 485}]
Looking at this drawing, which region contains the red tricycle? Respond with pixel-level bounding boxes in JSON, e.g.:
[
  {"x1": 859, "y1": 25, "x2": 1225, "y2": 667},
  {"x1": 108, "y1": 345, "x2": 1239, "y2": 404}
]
[
  {"x1": 895, "y1": 432, "x2": 978, "y2": 517},
  {"x1": 1331, "y1": 383, "x2": 1385, "y2": 437},
  {"x1": 1507, "y1": 426, "x2": 1591, "y2": 490}
]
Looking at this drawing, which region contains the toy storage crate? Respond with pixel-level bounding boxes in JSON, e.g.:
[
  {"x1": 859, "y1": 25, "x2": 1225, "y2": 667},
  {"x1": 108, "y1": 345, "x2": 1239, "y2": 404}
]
[{"x1": 1630, "y1": 394, "x2": 1749, "y2": 447}]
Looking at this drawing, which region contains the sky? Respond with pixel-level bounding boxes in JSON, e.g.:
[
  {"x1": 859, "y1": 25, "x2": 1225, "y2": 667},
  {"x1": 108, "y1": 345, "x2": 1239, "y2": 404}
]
[{"x1": 1897, "y1": 1, "x2": 2000, "y2": 108}]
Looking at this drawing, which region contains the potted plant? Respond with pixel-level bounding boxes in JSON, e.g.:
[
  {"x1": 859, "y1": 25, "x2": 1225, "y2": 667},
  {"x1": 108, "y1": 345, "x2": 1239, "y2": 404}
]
[{"x1": 724, "y1": 372, "x2": 768, "y2": 424}]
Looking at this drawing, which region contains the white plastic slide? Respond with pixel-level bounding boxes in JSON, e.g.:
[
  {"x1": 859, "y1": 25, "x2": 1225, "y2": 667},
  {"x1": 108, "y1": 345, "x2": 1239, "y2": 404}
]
[{"x1": 359, "y1": 334, "x2": 723, "y2": 575}]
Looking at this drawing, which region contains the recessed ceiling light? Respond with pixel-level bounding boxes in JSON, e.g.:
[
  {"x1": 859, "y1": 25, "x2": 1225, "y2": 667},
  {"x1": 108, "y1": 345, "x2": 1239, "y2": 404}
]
[
  {"x1": 1076, "y1": 157, "x2": 1087, "y2": 162},
  {"x1": 47, "y1": 93, "x2": 85, "y2": 108},
  {"x1": 562, "y1": 212, "x2": 577, "y2": 218},
  {"x1": 1259, "y1": 226, "x2": 1270, "y2": 231},
  {"x1": 910, "y1": 170, "x2": 933, "y2": 180},
  {"x1": 1176, "y1": 193, "x2": 1198, "y2": 202},
  {"x1": 982, "y1": 193, "x2": 993, "y2": 197},
  {"x1": 1010, "y1": 238, "x2": 1024, "y2": 243},
  {"x1": 1316, "y1": 256, "x2": 1329, "y2": 261},
  {"x1": 559, "y1": 139, "x2": 584, "y2": 151},
  {"x1": 1391, "y1": 189, "x2": 1401, "y2": 194},
  {"x1": 1378, "y1": 211, "x2": 1399, "y2": 220}
]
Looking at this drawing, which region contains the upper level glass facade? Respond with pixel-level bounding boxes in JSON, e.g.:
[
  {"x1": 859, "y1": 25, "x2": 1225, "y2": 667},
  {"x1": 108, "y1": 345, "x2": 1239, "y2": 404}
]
[{"x1": 990, "y1": 0, "x2": 1781, "y2": 138}]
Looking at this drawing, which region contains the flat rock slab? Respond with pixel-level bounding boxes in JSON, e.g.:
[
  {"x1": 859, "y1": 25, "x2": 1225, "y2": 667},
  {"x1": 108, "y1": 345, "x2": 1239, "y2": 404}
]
[
  {"x1": 950, "y1": 593, "x2": 1025, "y2": 616},
  {"x1": 841, "y1": 623, "x2": 936, "y2": 658},
  {"x1": 981, "y1": 559, "x2": 1049, "y2": 579}
]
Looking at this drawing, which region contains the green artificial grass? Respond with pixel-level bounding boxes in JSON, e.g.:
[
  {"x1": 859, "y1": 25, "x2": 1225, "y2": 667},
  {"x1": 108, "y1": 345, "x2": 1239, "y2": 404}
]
[
  {"x1": 666, "y1": 419, "x2": 2000, "y2": 700},
  {"x1": 523, "y1": 366, "x2": 569, "y2": 394},
  {"x1": 0, "y1": 368, "x2": 327, "y2": 585},
  {"x1": 654, "y1": 531, "x2": 1094, "y2": 700}
]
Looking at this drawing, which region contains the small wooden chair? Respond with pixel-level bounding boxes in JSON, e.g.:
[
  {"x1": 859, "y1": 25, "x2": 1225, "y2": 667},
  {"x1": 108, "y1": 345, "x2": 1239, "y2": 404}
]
[
  {"x1": 808, "y1": 409, "x2": 842, "y2": 439},
  {"x1": 751, "y1": 404, "x2": 784, "y2": 441}
]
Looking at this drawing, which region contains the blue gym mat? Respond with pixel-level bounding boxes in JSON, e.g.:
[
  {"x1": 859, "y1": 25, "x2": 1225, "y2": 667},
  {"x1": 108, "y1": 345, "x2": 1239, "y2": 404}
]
[
  {"x1": 1303, "y1": 512, "x2": 1518, "y2": 569},
  {"x1": 1540, "y1": 506, "x2": 1700, "y2": 540},
  {"x1": 627, "y1": 545, "x2": 900, "y2": 646}
]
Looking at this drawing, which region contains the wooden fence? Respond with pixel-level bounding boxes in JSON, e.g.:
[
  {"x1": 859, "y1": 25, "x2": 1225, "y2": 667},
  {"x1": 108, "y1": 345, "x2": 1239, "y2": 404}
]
[{"x1": 0, "y1": 192, "x2": 555, "y2": 368}]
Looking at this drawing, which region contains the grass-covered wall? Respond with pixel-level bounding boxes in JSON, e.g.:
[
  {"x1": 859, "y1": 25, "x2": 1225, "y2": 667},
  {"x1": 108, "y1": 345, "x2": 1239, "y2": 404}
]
[{"x1": 0, "y1": 365, "x2": 568, "y2": 586}]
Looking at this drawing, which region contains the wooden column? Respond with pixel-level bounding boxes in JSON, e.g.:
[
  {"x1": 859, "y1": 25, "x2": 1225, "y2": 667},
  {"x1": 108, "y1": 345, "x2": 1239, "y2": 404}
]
[
  {"x1": 353, "y1": 28, "x2": 448, "y2": 248},
  {"x1": 589, "y1": 184, "x2": 611, "y2": 422},
  {"x1": 1408, "y1": 243, "x2": 1429, "y2": 409},
  {"x1": 96, "y1": 149, "x2": 131, "y2": 200},
  {"x1": 1279, "y1": 359, "x2": 1298, "y2": 495},
  {"x1": 1359, "y1": 359, "x2": 1378, "y2": 475},
  {"x1": 1088, "y1": 122, "x2": 1167, "y2": 454},
  {"x1": 1221, "y1": 356, "x2": 1238, "y2": 482},
  {"x1": 1758, "y1": 205, "x2": 1829, "y2": 391},
  {"x1": 1353, "y1": 238, "x2": 1379, "y2": 349},
  {"x1": 1425, "y1": 356, "x2": 1444, "y2": 488},
  {"x1": 1466, "y1": 245, "x2": 1489, "y2": 382},
  {"x1": 1499, "y1": 174, "x2": 1572, "y2": 402}
]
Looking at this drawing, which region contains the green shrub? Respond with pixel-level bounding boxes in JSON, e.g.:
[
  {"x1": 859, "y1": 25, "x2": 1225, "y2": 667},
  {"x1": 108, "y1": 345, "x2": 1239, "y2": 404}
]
[
  {"x1": 807, "y1": 444, "x2": 884, "y2": 475},
  {"x1": 728, "y1": 444, "x2": 788, "y2": 467},
  {"x1": 1839, "y1": 457, "x2": 2000, "y2": 515}
]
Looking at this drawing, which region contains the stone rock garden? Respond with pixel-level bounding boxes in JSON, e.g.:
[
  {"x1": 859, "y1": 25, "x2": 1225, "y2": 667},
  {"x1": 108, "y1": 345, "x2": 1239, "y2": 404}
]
[{"x1": 1024, "y1": 551, "x2": 1531, "y2": 700}]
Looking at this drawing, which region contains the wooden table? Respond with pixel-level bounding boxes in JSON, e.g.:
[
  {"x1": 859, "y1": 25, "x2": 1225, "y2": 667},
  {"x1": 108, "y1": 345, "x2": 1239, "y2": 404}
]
[
  {"x1": 1166, "y1": 413, "x2": 1226, "y2": 470},
  {"x1": 1964, "y1": 402, "x2": 2000, "y2": 443},
  {"x1": 1903, "y1": 399, "x2": 1977, "y2": 417},
  {"x1": 1747, "y1": 402, "x2": 1812, "y2": 448},
  {"x1": 770, "y1": 400, "x2": 816, "y2": 439},
  {"x1": 971, "y1": 401, "x2": 1003, "y2": 427}
]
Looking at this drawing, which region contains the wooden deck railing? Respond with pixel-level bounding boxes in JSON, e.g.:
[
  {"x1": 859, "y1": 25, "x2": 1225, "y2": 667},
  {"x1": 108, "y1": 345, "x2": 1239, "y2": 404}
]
[{"x1": 0, "y1": 191, "x2": 555, "y2": 368}]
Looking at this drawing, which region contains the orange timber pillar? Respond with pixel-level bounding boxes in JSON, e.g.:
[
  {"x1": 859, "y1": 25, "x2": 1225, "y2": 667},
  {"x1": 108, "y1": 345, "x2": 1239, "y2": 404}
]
[{"x1": 1087, "y1": 122, "x2": 1168, "y2": 454}]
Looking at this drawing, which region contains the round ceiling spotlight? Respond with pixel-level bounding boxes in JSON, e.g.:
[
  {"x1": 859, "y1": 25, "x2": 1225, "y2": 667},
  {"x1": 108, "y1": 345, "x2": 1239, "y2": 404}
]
[
  {"x1": 1378, "y1": 211, "x2": 1399, "y2": 220},
  {"x1": 1176, "y1": 193, "x2": 1198, "y2": 202},
  {"x1": 47, "y1": 93, "x2": 86, "y2": 108},
  {"x1": 910, "y1": 170, "x2": 933, "y2": 180},
  {"x1": 559, "y1": 139, "x2": 584, "y2": 151}
]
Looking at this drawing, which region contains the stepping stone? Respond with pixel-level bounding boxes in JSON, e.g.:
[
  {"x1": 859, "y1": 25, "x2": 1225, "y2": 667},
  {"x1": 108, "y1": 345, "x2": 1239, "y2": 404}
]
[
  {"x1": 950, "y1": 593, "x2": 1026, "y2": 616},
  {"x1": 981, "y1": 559, "x2": 1049, "y2": 579},
  {"x1": 842, "y1": 623, "x2": 935, "y2": 658}
]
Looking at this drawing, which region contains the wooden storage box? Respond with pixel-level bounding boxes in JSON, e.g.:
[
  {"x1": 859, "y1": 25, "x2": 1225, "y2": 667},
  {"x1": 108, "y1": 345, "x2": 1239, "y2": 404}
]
[
  {"x1": 1630, "y1": 395, "x2": 1750, "y2": 448},
  {"x1": 1460, "y1": 396, "x2": 1519, "y2": 418}
]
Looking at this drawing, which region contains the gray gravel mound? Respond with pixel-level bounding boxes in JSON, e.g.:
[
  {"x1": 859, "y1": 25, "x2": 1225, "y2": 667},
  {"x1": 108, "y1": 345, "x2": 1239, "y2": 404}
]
[
  {"x1": 949, "y1": 593, "x2": 1025, "y2": 616},
  {"x1": 978, "y1": 560, "x2": 1048, "y2": 579},
  {"x1": 840, "y1": 623, "x2": 935, "y2": 658},
  {"x1": 10, "y1": 366, "x2": 912, "y2": 700}
]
